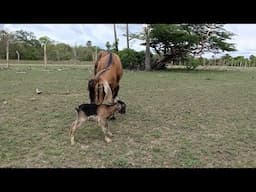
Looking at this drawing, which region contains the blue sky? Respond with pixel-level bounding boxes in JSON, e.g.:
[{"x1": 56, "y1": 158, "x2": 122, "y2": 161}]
[{"x1": 1, "y1": 24, "x2": 256, "y2": 58}]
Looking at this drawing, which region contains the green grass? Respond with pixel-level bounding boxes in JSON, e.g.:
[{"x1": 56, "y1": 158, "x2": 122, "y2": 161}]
[
  {"x1": 0, "y1": 65, "x2": 256, "y2": 167},
  {"x1": 0, "y1": 59, "x2": 93, "y2": 65}
]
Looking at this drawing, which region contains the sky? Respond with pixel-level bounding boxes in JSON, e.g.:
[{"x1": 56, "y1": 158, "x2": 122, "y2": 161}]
[{"x1": 1, "y1": 24, "x2": 256, "y2": 58}]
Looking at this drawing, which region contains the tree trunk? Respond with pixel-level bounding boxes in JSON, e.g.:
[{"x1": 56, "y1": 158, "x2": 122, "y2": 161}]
[
  {"x1": 6, "y1": 40, "x2": 9, "y2": 68},
  {"x1": 94, "y1": 46, "x2": 98, "y2": 64},
  {"x1": 16, "y1": 50, "x2": 20, "y2": 65},
  {"x1": 73, "y1": 46, "x2": 77, "y2": 64},
  {"x1": 126, "y1": 24, "x2": 129, "y2": 49},
  {"x1": 151, "y1": 56, "x2": 165, "y2": 70},
  {"x1": 44, "y1": 43, "x2": 47, "y2": 68},
  {"x1": 56, "y1": 50, "x2": 60, "y2": 61},
  {"x1": 145, "y1": 26, "x2": 151, "y2": 71},
  {"x1": 113, "y1": 24, "x2": 118, "y2": 52},
  {"x1": 145, "y1": 41, "x2": 151, "y2": 70}
]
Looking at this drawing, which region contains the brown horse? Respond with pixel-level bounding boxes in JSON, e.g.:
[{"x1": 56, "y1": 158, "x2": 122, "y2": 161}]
[{"x1": 88, "y1": 51, "x2": 123, "y2": 105}]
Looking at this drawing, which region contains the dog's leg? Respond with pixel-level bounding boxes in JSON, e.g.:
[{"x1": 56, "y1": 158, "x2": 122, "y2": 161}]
[
  {"x1": 113, "y1": 85, "x2": 119, "y2": 101},
  {"x1": 109, "y1": 86, "x2": 120, "y2": 120},
  {"x1": 109, "y1": 115, "x2": 116, "y2": 120},
  {"x1": 70, "y1": 119, "x2": 86, "y2": 145},
  {"x1": 98, "y1": 118, "x2": 112, "y2": 143},
  {"x1": 105, "y1": 121, "x2": 113, "y2": 137}
]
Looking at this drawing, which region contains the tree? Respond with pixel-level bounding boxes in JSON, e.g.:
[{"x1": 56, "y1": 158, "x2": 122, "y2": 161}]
[
  {"x1": 128, "y1": 24, "x2": 152, "y2": 70},
  {"x1": 118, "y1": 48, "x2": 145, "y2": 70},
  {"x1": 55, "y1": 43, "x2": 73, "y2": 60},
  {"x1": 234, "y1": 56, "x2": 245, "y2": 67},
  {"x1": 249, "y1": 55, "x2": 256, "y2": 67},
  {"x1": 86, "y1": 40, "x2": 92, "y2": 47},
  {"x1": 221, "y1": 53, "x2": 233, "y2": 66},
  {"x1": 106, "y1": 41, "x2": 111, "y2": 51},
  {"x1": 13, "y1": 30, "x2": 42, "y2": 60},
  {"x1": 144, "y1": 24, "x2": 151, "y2": 70},
  {"x1": 113, "y1": 24, "x2": 119, "y2": 52},
  {"x1": 123, "y1": 24, "x2": 134, "y2": 50},
  {"x1": 39, "y1": 36, "x2": 51, "y2": 68},
  {"x1": 15, "y1": 30, "x2": 41, "y2": 47},
  {"x1": 71, "y1": 43, "x2": 78, "y2": 64},
  {"x1": 86, "y1": 40, "x2": 94, "y2": 62},
  {"x1": 16, "y1": 50, "x2": 20, "y2": 64},
  {"x1": 126, "y1": 24, "x2": 129, "y2": 49},
  {"x1": 151, "y1": 24, "x2": 236, "y2": 69},
  {"x1": 132, "y1": 24, "x2": 236, "y2": 70},
  {"x1": 0, "y1": 30, "x2": 15, "y2": 68}
]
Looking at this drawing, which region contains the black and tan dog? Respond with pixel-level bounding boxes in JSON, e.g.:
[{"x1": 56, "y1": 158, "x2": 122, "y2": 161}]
[{"x1": 69, "y1": 100, "x2": 126, "y2": 145}]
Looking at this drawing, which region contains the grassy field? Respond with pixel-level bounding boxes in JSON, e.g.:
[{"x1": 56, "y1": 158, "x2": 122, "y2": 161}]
[
  {"x1": 0, "y1": 65, "x2": 255, "y2": 168},
  {"x1": 0, "y1": 59, "x2": 93, "y2": 65}
]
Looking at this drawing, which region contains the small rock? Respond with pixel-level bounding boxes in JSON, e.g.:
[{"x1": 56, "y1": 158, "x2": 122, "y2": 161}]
[
  {"x1": 36, "y1": 88, "x2": 42, "y2": 94},
  {"x1": 81, "y1": 145, "x2": 89, "y2": 150},
  {"x1": 30, "y1": 97, "x2": 36, "y2": 101},
  {"x1": 3, "y1": 101, "x2": 8, "y2": 105}
]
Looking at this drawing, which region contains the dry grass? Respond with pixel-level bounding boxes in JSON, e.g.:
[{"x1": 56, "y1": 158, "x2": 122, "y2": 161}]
[{"x1": 0, "y1": 65, "x2": 255, "y2": 167}]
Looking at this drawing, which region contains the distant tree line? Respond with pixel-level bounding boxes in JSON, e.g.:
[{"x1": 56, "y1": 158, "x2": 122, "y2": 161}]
[
  {"x1": 171, "y1": 54, "x2": 256, "y2": 70},
  {"x1": 1, "y1": 25, "x2": 256, "y2": 70},
  {"x1": 0, "y1": 30, "x2": 101, "y2": 61},
  {"x1": 117, "y1": 49, "x2": 256, "y2": 70}
]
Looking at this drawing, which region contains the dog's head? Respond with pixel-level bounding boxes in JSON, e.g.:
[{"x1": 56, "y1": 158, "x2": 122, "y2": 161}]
[{"x1": 117, "y1": 100, "x2": 126, "y2": 114}]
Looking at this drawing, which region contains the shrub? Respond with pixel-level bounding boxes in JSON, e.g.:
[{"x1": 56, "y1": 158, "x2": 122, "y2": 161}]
[
  {"x1": 118, "y1": 48, "x2": 145, "y2": 70},
  {"x1": 184, "y1": 57, "x2": 202, "y2": 70}
]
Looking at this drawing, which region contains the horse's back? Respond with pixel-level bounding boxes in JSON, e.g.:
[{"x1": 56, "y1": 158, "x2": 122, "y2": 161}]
[{"x1": 95, "y1": 51, "x2": 123, "y2": 83}]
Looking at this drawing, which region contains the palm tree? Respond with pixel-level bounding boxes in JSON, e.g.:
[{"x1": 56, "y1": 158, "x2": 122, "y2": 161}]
[
  {"x1": 126, "y1": 24, "x2": 129, "y2": 49},
  {"x1": 113, "y1": 24, "x2": 118, "y2": 52},
  {"x1": 39, "y1": 36, "x2": 50, "y2": 68},
  {"x1": 144, "y1": 24, "x2": 151, "y2": 71},
  {"x1": 16, "y1": 50, "x2": 20, "y2": 64}
]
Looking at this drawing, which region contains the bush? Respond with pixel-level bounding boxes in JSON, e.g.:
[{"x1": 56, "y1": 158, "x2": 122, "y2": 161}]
[
  {"x1": 118, "y1": 48, "x2": 145, "y2": 70},
  {"x1": 184, "y1": 57, "x2": 202, "y2": 70}
]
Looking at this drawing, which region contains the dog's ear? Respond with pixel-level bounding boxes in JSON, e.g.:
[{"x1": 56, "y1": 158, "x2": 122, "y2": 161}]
[
  {"x1": 114, "y1": 96, "x2": 120, "y2": 103},
  {"x1": 117, "y1": 100, "x2": 125, "y2": 105},
  {"x1": 117, "y1": 103, "x2": 122, "y2": 110}
]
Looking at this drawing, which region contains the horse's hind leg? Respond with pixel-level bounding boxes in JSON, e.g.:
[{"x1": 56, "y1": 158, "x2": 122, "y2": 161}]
[{"x1": 113, "y1": 85, "x2": 120, "y2": 102}]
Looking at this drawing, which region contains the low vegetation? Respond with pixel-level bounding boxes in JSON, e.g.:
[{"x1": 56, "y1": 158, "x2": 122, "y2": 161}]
[{"x1": 1, "y1": 65, "x2": 255, "y2": 167}]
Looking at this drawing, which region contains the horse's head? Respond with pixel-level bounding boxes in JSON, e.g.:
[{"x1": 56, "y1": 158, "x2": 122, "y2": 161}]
[{"x1": 87, "y1": 68, "x2": 113, "y2": 105}]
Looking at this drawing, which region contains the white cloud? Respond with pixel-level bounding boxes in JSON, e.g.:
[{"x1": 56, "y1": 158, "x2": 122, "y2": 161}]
[
  {"x1": 3, "y1": 24, "x2": 145, "y2": 51},
  {"x1": 223, "y1": 24, "x2": 256, "y2": 58}
]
